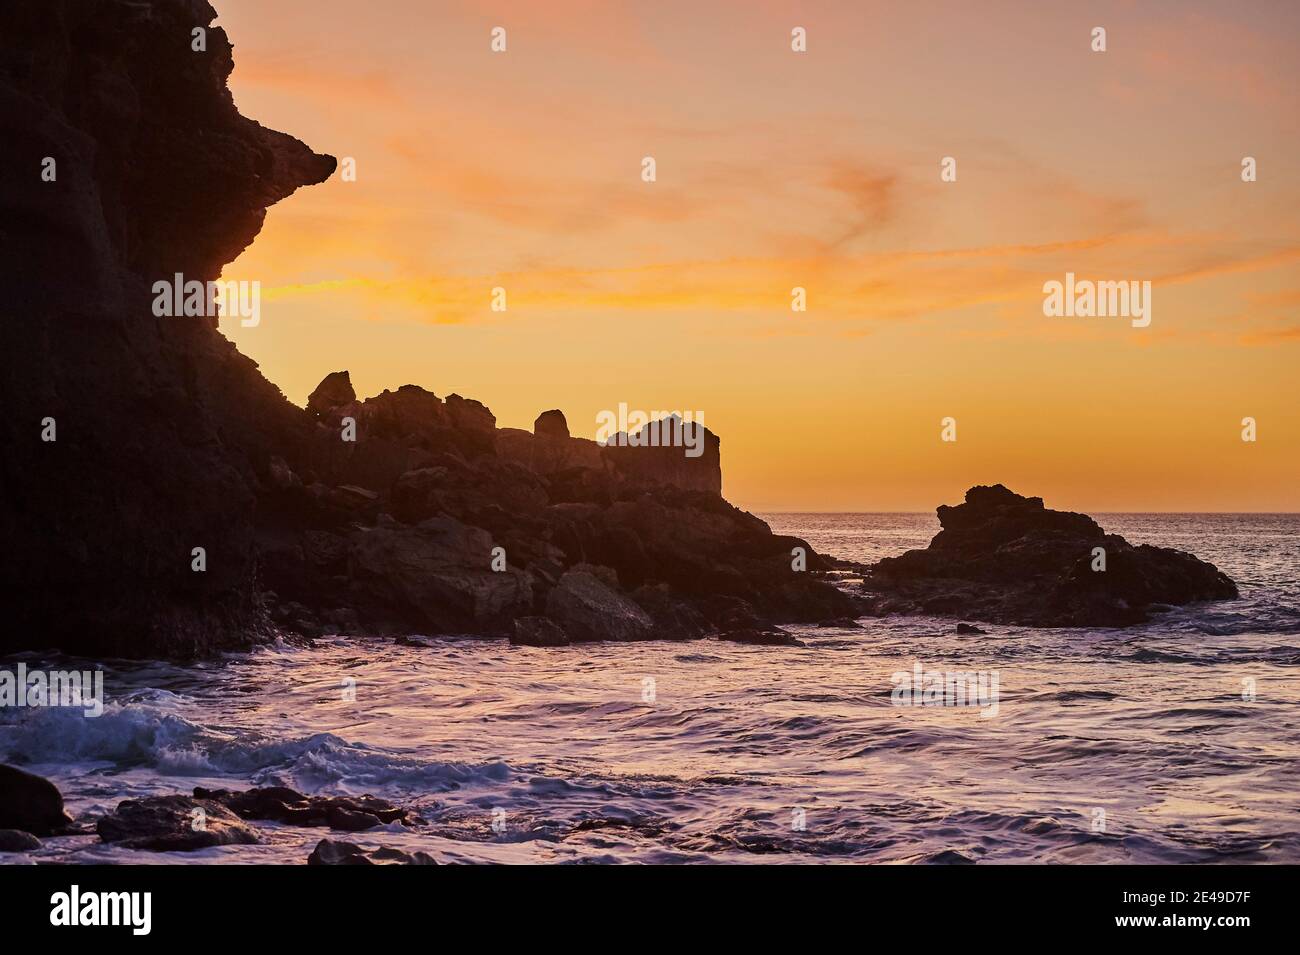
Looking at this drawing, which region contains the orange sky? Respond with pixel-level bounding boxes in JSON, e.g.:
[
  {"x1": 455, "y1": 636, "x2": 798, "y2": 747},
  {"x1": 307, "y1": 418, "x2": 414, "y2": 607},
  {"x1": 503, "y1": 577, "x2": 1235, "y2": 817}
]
[{"x1": 216, "y1": 0, "x2": 1300, "y2": 512}]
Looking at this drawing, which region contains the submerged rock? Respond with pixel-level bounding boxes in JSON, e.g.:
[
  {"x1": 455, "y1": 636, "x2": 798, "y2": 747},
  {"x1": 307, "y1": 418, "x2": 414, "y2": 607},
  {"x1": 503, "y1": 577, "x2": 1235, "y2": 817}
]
[
  {"x1": 307, "y1": 838, "x2": 437, "y2": 866},
  {"x1": 97, "y1": 796, "x2": 261, "y2": 851},
  {"x1": 717, "y1": 628, "x2": 804, "y2": 647},
  {"x1": 865, "y1": 485, "x2": 1238, "y2": 627},
  {"x1": 0, "y1": 765, "x2": 73, "y2": 836}
]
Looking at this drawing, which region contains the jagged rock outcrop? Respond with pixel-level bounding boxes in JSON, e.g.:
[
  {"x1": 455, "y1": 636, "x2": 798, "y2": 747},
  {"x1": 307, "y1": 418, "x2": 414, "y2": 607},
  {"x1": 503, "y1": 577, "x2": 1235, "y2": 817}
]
[
  {"x1": 263, "y1": 376, "x2": 858, "y2": 643},
  {"x1": 863, "y1": 485, "x2": 1238, "y2": 627},
  {"x1": 533, "y1": 409, "x2": 569, "y2": 440},
  {"x1": 306, "y1": 370, "x2": 356, "y2": 418}
]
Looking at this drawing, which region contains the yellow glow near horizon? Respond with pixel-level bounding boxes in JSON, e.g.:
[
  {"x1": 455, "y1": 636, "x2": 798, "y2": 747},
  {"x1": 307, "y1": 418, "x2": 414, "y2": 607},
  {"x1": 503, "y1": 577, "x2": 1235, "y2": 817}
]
[{"x1": 217, "y1": 0, "x2": 1299, "y2": 512}]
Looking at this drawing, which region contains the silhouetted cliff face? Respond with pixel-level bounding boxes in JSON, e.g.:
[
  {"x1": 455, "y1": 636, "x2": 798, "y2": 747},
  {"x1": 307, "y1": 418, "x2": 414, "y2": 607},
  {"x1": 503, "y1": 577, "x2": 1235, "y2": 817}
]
[
  {"x1": 0, "y1": 0, "x2": 335, "y2": 657},
  {"x1": 0, "y1": 1, "x2": 849, "y2": 657}
]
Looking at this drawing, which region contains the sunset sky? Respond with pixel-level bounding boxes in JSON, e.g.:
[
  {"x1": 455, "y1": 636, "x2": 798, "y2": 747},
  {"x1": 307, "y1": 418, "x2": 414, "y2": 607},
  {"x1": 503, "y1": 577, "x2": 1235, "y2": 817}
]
[{"x1": 216, "y1": 0, "x2": 1299, "y2": 512}]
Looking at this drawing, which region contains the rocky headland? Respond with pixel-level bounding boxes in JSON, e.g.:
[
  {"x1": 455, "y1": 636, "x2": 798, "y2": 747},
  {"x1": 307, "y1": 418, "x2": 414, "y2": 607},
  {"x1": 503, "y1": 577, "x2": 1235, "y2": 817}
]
[{"x1": 0, "y1": 0, "x2": 851, "y2": 659}]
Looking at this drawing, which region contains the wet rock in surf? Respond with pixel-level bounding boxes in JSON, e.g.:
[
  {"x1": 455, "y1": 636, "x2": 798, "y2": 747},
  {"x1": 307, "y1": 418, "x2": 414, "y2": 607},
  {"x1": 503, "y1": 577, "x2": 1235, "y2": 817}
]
[
  {"x1": 193, "y1": 786, "x2": 409, "y2": 832},
  {"x1": 716, "y1": 628, "x2": 803, "y2": 647},
  {"x1": 922, "y1": 849, "x2": 978, "y2": 865},
  {"x1": 395, "y1": 634, "x2": 441, "y2": 648},
  {"x1": 817, "y1": 616, "x2": 863, "y2": 629},
  {"x1": 0, "y1": 764, "x2": 74, "y2": 836},
  {"x1": 308, "y1": 838, "x2": 437, "y2": 866},
  {"x1": 864, "y1": 485, "x2": 1239, "y2": 627},
  {"x1": 97, "y1": 796, "x2": 261, "y2": 851},
  {"x1": 0, "y1": 829, "x2": 43, "y2": 852},
  {"x1": 511, "y1": 615, "x2": 571, "y2": 647}
]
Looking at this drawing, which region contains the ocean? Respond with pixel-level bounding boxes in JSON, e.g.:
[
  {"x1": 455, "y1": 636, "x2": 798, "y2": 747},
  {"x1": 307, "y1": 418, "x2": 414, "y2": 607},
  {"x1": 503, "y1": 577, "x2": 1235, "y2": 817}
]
[{"x1": 2, "y1": 514, "x2": 1297, "y2": 863}]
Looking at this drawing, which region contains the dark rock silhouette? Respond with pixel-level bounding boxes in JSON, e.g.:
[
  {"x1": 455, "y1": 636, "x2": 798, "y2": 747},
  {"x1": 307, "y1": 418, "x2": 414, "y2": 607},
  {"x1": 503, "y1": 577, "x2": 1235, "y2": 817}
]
[
  {"x1": 602, "y1": 415, "x2": 722, "y2": 495},
  {"x1": 0, "y1": 829, "x2": 43, "y2": 853},
  {"x1": 1, "y1": 0, "x2": 334, "y2": 657},
  {"x1": 0, "y1": 764, "x2": 74, "y2": 835},
  {"x1": 533, "y1": 409, "x2": 570, "y2": 439},
  {"x1": 306, "y1": 371, "x2": 356, "y2": 418},
  {"x1": 863, "y1": 485, "x2": 1238, "y2": 627},
  {"x1": 264, "y1": 379, "x2": 857, "y2": 644}
]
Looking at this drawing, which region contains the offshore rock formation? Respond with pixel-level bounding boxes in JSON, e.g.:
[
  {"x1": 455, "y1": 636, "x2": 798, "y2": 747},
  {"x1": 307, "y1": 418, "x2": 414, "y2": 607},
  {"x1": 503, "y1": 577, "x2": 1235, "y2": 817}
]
[
  {"x1": 863, "y1": 485, "x2": 1238, "y2": 627},
  {"x1": 0, "y1": 0, "x2": 850, "y2": 657}
]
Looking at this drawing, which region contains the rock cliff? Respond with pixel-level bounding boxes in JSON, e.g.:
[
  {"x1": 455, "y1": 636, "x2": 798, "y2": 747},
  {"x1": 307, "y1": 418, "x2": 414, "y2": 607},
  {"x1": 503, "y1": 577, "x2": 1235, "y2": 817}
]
[
  {"x1": 0, "y1": 0, "x2": 848, "y2": 656},
  {"x1": 1, "y1": 0, "x2": 334, "y2": 657}
]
